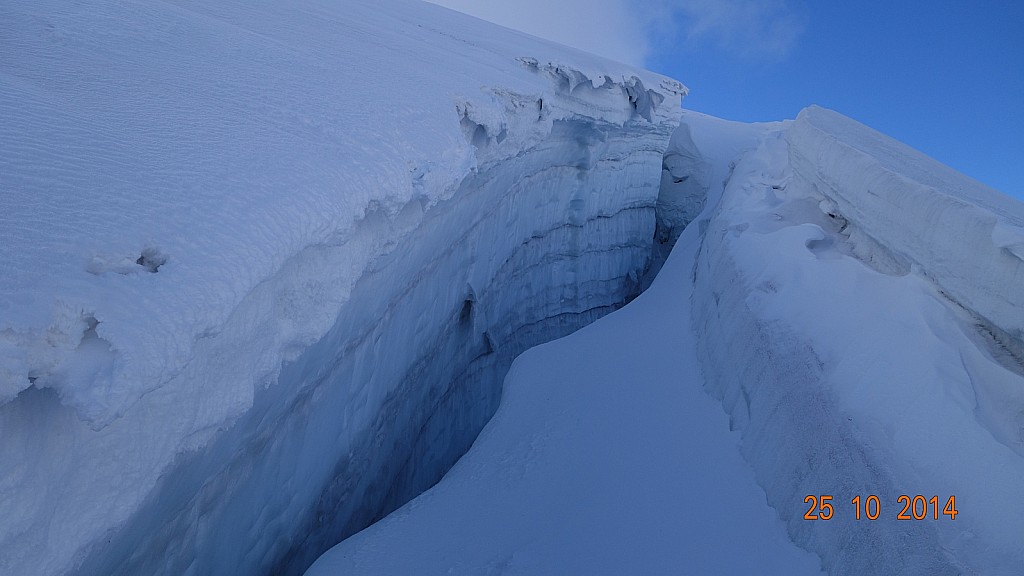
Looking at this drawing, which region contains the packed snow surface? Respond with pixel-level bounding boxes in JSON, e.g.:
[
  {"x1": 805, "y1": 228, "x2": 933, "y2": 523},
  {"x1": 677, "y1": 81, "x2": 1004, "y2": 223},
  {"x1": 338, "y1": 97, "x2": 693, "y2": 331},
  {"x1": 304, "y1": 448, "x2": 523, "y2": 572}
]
[{"x1": 0, "y1": 0, "x2": 683, "y2": 574}]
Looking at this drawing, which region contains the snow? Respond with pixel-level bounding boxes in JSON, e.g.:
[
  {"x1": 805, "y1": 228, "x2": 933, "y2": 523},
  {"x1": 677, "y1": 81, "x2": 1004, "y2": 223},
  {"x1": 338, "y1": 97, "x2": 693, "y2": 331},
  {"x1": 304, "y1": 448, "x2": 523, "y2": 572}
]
[
  {"x1": 691, "y1": 107, "x2": 1024, "y2": 574},
  {"x1": 304, "y1": 187, "x2": 823, "y2": 576},
  {"x1": 655, "y1": 110, "x2": 779, "y2": 243},
  {"x1": 0, "y1": 0, "x2": 683, "y2": 574},
  {"x1": 0, "y1": 0, "x2": 680, "y2": 428},
  {"x1": 309, "y1": 106, "x2": 1024, "y2": 575},
  {"x1": 4, "y1": 0, "x2": 1023, "y2": 573},
  {"x1": 788, "y1": 105, "x2": 1024, "y2": 348}
]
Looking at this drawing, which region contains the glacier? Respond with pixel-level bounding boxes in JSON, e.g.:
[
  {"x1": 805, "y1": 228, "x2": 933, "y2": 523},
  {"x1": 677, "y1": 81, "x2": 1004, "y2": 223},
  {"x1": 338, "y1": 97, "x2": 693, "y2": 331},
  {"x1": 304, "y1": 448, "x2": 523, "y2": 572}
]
[
  {"x1": 688, "y1": 106, "x2": 1024, "y2": 575},
  {"x1": 4, "y1": 0, "x2": 1024, "y2": 575},
  {"x1": 304, "y1": 165, "x2": 825, "y2": 576},
  {"x1": 0, "y1": 0, "x2": 683, "y2": 574}
]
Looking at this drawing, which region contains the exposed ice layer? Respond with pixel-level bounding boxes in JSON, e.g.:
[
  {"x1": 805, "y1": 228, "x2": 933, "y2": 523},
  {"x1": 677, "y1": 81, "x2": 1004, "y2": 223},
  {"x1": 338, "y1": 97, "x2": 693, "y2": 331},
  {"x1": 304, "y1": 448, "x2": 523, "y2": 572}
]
[
  {"x1": 690, "y1": 110, "x2": 1024, "y2": 575},
  {"x1": 0, "y1": 1, "x2": 682, "y2": 574},
  {"x1": 789, "y1": 105, "x2": 1024, "y2": 348}
]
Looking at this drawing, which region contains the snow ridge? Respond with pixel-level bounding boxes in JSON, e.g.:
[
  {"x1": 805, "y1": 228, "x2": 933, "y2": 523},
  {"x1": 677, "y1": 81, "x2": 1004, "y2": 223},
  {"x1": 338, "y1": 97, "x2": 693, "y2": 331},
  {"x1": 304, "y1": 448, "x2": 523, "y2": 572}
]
[
  {"x1": 789, "y1": 105, "x2": 1024, "y2": 351},
  {"x1": 689, "y1": 108, "x2": 1024, "y2": 575}
]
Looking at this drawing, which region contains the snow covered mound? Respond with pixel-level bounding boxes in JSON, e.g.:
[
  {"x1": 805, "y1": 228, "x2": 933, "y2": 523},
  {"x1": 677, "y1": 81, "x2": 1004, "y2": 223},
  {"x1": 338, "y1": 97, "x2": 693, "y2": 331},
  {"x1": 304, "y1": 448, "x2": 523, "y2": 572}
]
[
  {"x1": 0, "y1": 0, "x2": 683, "y2": 574},
  {"x1": 690, "y1": 107, "x2": 1024, "y2": 575}
]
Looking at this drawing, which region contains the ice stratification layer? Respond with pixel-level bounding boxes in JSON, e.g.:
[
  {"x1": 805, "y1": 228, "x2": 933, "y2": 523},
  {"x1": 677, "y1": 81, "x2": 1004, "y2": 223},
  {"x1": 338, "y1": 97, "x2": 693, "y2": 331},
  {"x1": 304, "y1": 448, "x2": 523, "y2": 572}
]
[
  {"x1": 0, "y1": 0, "x2": 683, "y2": 574},
  {"x1": 687, "y1": 107, "x2": 1024, "y2": 575}
]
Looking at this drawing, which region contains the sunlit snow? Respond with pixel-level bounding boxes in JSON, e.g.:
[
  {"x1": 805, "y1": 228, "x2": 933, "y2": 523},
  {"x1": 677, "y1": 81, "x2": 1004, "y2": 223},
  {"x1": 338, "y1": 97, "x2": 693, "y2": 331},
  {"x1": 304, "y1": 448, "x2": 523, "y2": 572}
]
[{"x1": 2, "y1": 0, "x2": 1022, "y2": 575}]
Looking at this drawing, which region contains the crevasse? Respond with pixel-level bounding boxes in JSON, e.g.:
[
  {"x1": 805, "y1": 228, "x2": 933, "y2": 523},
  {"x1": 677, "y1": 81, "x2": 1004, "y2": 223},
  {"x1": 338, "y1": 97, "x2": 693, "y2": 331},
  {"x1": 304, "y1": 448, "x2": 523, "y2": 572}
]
[
  {"x1": 75, "y1": 114, "x2": 678, "y2": 576},
  {"x1": 0, "y1": 1, "x2": 684, "y2": 574}
]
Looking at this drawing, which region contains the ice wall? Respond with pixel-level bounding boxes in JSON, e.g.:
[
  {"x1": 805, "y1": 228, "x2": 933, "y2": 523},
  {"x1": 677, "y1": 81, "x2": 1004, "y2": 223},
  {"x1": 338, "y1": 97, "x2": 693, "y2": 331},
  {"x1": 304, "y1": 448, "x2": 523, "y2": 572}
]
[
  {"x1": 302, "y1": 177, "x2": 823, "y2": 576},
  {"x1": 73, "y1": 115, "x2": 671, "y2": 576},
  {"x1": 689, "y1": 108, "x2": 1024, "y2": 575},
  {"x1": 0, "y1": 1, "x2": 683, "y2": 574}
]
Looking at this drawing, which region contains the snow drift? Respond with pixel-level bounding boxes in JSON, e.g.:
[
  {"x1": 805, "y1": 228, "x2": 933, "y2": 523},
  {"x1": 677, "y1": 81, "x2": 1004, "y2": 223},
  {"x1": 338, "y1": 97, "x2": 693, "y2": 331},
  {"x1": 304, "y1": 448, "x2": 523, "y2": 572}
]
[
  {"x1": 0, "y1": 0, "x2": 682, "y2": 574},
  {"x1": 688, "y1": 107, "x2": 1024, "y2": 575}
]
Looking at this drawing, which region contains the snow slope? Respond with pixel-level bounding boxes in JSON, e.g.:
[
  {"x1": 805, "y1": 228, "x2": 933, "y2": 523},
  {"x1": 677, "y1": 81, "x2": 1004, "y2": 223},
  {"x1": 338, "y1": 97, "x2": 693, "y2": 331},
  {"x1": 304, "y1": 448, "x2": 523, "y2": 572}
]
[
  {"x1": 6, "y1": 0, "x2": 1022, "y2": 573},
  {"x1": 305, "y1": 181, "x2": 823, "y2": 576},
  {"x1": 0, "y1": 0, "x2": 683, "y2": 574},
  {"x1": 690, "y1": 108, "x2": 1024, "y2": 574}
]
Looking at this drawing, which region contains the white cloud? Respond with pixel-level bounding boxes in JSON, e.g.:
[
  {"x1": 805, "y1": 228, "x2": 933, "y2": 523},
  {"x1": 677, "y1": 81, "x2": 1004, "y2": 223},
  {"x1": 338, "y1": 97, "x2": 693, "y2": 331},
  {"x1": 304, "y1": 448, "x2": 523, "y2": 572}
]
[
  {"x1": 425, "y1": 0, "x2": 805, "y2": 67},
  {"x1": 673, "y1": 0, "x2": 806, "y2": 60},
  {"x1": 425, "y1": 0, "x2": 651, "y2": 65}
]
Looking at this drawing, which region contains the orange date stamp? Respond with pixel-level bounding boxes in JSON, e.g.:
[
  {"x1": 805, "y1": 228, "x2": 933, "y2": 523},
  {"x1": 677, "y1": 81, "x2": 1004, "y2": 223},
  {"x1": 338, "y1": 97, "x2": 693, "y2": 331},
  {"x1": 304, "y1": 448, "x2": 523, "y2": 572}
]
[{"x1": 803, "y1": 495, "x2": 958, "y2": 521}]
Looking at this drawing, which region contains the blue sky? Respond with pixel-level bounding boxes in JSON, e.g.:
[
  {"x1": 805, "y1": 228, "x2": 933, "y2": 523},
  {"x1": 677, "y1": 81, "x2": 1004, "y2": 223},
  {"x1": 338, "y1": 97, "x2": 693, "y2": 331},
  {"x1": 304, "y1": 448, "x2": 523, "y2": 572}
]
[{"x1": 429, "y1": 0, "x2": 1023, "y2": 200}]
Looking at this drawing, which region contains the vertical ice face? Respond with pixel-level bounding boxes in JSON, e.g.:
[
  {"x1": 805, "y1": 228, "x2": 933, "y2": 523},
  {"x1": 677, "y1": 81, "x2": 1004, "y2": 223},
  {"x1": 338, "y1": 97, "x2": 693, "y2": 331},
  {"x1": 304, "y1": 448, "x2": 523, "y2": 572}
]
[{"x1": 0, "y1": 0, "x2": 683, "y2": 574}]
